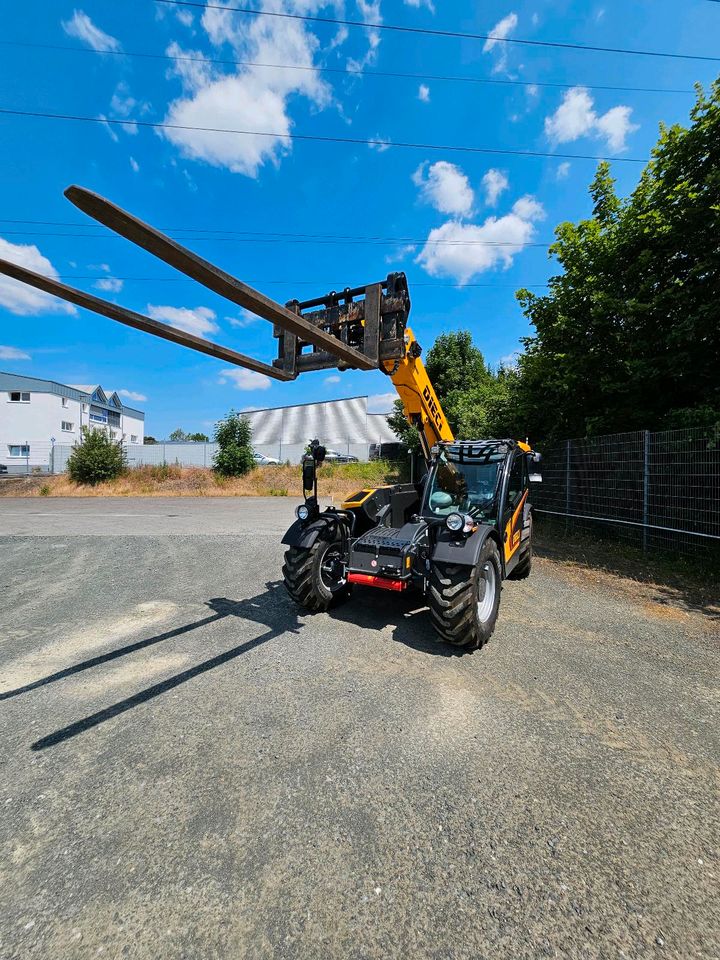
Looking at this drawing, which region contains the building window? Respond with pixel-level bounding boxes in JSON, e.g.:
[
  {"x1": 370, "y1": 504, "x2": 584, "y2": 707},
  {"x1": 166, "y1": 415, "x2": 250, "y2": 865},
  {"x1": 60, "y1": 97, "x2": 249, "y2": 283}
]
[
  {"x1": 8, "y1": 444, "x2": 30, "y2": 457},
  {"x1": 89, "y1": 405, "x2": 107, "y2": 424},
  {"x1": 62, "y1": 421, "x2": 74, "y2": 432},
  {"x1": 9, "y1": 392, "x2": 30, "y2": 403},
  {"x1": 130, "y1": 434, "x2": 138, "y2": 443},
  {"x1": 61, "y1": 397, "x2": 69, "y2": 408}
]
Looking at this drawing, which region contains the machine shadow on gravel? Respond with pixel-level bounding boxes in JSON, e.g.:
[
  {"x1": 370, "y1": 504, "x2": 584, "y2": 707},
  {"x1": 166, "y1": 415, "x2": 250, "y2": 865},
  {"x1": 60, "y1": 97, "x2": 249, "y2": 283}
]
[
  {"x1": 327, "y1": 588, "x2": 475, "y2": 658},
  {"x1": 27, "y1": 582, "x2": 300, "y2": 751}
]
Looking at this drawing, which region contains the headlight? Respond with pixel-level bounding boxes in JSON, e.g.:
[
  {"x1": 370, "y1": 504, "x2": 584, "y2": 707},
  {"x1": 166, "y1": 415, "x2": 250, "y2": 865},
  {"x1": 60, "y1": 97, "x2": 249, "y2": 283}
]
[
  {"x1": 446, "y1": 512, "x2": 464, "y2": 533},
  {"x1": 296, "y1": 504, "x2": 310, "y2": 521}
]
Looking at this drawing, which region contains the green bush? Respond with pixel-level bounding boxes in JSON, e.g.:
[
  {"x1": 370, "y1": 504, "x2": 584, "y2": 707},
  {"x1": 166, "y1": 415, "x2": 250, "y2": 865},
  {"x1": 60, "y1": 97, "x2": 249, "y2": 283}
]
[
  {"x1": 39, "y1": 484, "x2": 51, "y2": 497},
  {"x1": 212, "y1": 410, "x2": 254, "y2": 477},
  {"x1": 67, "y1": 429, "x2": 127, "y2": 486}
]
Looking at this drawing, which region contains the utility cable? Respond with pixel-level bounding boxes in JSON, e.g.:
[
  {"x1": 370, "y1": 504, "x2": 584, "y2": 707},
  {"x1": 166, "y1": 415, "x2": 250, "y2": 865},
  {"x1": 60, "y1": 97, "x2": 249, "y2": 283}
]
[
  {"x1": 0, "y1": 107, "x2": 648, "y2": 163},
  {"x1": 0, "y1": 40, "x2": 695, "y2": 97},
  {"x1": 156, "y1": 0, "x2": 720, "y2": 63}
]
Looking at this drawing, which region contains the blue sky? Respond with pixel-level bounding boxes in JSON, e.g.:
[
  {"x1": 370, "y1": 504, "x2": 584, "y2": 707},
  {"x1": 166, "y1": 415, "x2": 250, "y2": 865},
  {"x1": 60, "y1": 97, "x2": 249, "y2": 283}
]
[{"x1": 0, "y1": 0, "x2": 717, "y2": 438}]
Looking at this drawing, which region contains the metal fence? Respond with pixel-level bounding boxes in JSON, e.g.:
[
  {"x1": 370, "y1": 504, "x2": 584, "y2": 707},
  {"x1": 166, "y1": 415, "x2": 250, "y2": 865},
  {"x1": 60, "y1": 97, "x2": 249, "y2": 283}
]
[
  {"x1": 1, "y1": 439, "x2": 381, "y2": 475},
  {"x1": 532, "y1": 428, "x2": 720, "y2": 559}
]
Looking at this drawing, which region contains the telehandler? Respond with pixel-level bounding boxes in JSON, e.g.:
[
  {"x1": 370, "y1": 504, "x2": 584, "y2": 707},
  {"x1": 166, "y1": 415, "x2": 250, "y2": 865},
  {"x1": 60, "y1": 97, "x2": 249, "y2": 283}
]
[{"x1": 0, "y1": 186, "x2": 540, "y2": 650}]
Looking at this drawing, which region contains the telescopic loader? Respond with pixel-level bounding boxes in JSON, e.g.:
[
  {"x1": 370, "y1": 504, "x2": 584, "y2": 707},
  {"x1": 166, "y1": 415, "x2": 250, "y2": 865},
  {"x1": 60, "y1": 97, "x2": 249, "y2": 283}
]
[{"x1": 0, "y1": 186, "x2": 540, "y2": 650}]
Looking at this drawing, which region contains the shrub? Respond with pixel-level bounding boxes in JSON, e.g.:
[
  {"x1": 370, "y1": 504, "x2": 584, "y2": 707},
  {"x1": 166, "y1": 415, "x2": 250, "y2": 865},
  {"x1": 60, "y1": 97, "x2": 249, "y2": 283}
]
[
  {"x1": 39, "y1": 484, "x2": 51, "y2": 497},
  {"x1": 213, "y1": 411, "x2": 254, "y2": 477},
  {"x1": 67, "y1": 428, "x2": 127, "y2": 486}
]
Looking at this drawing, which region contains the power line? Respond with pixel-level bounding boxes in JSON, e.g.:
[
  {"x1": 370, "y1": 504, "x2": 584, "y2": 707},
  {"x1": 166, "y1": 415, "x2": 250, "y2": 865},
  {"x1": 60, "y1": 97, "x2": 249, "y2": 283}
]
[
  {"x1": 156, "y1": 0, "x2": 720, "y2": 63},
  {"x1": 0, "y1": 107, "x2": 648, "y2": 163},
  {"x1": 0, "y1": 39, "x2": 695, "y2": 97},
  {"x1": 0, "y1": 228, "x2": 552, "y2": 248},
  {"x1": 56, "y1": 274, "x2": 551, "y2": 288}
]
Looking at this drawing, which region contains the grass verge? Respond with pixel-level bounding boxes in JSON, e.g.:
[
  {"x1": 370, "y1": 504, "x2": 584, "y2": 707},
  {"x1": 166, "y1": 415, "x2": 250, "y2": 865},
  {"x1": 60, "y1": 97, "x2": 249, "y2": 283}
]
[{"x1": 0, "y1": 461, "x2": 407, "y2": 501}]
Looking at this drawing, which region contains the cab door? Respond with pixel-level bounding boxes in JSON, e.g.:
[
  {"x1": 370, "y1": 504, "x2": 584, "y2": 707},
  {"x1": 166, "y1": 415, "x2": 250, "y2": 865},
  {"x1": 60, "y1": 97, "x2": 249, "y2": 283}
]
[{"x1": 501, "y1": 452, "x2": 529, "y2": 576}]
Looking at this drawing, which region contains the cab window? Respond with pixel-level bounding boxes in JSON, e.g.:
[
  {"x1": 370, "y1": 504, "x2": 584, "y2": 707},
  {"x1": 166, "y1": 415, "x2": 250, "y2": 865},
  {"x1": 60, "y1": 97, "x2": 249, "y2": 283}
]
[{"x1": 505, "y1": 455, "x2": 525, "y2": 506}]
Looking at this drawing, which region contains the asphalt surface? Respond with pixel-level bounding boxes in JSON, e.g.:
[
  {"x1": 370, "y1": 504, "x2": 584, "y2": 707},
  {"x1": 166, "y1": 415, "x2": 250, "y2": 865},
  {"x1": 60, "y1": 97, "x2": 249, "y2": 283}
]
[{"x1": 1, "y1": 498, "x2": 718, "y2": 960}]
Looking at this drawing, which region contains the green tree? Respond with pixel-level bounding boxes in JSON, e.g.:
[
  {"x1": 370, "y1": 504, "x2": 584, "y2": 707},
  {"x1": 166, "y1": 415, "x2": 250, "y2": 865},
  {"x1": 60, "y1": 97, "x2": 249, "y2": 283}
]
[
  {"x1": 213, "y1": 411, "x2": 254, "y2": 476},
  {"x1": 67, "y1": 428, "x2": 127, "y2": 485},
  {"x1": 187, "y1": 432, "x2": 210, "y2": 442},
  {"x1": 516, "y1": 80, "x2": 720, "y2": 439},
  {"x1": 169, "y1": 428, "x2": 187, "y2": 441},
  {"x1": 143, "y1": 436, "x2": 158, "y2": 445}
]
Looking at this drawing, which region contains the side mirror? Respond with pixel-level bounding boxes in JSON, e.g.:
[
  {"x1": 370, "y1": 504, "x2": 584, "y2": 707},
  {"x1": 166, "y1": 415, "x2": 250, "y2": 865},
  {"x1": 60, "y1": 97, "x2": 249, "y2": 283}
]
[{"x1": 313, "y1": 444, "x2": 327, "y2": 464}]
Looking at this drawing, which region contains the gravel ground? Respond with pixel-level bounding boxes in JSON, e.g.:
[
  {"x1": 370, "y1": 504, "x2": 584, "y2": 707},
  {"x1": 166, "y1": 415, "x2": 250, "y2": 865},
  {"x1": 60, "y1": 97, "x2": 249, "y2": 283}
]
[{"x1": 0, "y1": 498, "x2": 718, "y2": 960}]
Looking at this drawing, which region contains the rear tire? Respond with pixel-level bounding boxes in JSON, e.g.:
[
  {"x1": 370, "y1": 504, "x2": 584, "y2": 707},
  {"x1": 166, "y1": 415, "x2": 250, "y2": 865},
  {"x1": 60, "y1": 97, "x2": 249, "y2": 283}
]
[
  {"x1": 428, "y1": 538, "x2": 502, "y2": 650},
  {"x1": 508, "y1": 514, "x2": 533, "y2": 580},
  {"x1": 282, "y1": 530, "x2": 350, "y2": 613}
]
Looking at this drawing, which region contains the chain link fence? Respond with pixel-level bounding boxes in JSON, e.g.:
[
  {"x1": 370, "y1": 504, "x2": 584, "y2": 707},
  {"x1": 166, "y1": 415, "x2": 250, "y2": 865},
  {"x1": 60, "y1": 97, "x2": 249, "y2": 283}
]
[{"x1": 532, "y1": 428, "x2": 720, "y2": 559}]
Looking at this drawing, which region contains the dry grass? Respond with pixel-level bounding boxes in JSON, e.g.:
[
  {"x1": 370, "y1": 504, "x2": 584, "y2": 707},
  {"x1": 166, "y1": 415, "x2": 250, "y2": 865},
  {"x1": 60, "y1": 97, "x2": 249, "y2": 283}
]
[{"x1": 0, "y1": 461, "x2": 406, "y2": 501}]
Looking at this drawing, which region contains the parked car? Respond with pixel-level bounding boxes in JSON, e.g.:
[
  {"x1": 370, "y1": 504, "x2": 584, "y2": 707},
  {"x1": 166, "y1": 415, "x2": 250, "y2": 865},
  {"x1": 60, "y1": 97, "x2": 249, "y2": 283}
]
[
  {"x1": 322, "y1": 449, "x2": 359, "y2": 464},
  {"x1": 0, "y1": 463, "x2": 7, "y2": 475},
  {"x1": 253, "y1": 452, "x2": 280, "y2": 466},
  {"x1": 369, "y1": 442, "x2": 406, "y2": 461}
]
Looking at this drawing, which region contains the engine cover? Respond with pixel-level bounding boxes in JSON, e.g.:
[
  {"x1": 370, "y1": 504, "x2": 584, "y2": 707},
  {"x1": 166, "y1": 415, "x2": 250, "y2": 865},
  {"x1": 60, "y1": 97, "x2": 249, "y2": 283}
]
[{"x1": 348, "y1": 521, "x2": 427, "y2": 581}]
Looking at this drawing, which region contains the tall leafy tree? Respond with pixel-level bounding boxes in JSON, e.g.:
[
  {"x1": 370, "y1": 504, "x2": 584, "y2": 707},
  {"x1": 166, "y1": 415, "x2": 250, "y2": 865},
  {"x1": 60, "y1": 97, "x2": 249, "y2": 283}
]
[{"x1": 516, "y1": 80, "x2": 720, "y2": 439}]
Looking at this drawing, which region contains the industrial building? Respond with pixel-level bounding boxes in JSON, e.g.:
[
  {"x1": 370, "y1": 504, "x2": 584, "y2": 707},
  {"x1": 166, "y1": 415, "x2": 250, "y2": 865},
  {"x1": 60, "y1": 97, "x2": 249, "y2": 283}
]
[
  {"x1": 244, "y1": 395, "x2": 396, "y2": 464},
  {"x1": 0, "y1": 372, "x2": 145, "y2": 472}
]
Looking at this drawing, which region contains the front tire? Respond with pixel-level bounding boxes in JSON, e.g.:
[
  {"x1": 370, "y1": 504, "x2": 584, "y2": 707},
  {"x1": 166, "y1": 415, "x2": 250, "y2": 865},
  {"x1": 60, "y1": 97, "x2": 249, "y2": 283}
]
[
  {"x1": 428, "y1": 538, "x2": 502, "y2": 650},
  {"x1": 282, "y1": 531, "x2": 350, "y2": 613}
]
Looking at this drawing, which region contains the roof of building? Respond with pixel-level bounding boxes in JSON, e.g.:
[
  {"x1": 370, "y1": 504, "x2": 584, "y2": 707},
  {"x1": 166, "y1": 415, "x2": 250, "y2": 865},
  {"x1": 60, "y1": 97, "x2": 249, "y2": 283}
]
[{"x1": 0, "y1": 372, "x2": 145, "y2": 420}]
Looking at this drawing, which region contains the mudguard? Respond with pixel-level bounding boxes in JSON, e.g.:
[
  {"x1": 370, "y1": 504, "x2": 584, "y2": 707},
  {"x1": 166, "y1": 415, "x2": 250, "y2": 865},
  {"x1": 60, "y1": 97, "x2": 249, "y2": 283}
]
[
  {"x1": 281, "y1": 513, "x2": 347, "y2": 549},
  {"x1": 431, "y1": 524, "x2": 502, "y2": 572}
]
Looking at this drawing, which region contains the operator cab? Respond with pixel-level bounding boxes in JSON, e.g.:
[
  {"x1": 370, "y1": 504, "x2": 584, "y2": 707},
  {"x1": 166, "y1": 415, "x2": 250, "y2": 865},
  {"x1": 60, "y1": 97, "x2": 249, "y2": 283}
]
[{"x1": 424, "y1": 442, "x2": 508, "y2": 524}]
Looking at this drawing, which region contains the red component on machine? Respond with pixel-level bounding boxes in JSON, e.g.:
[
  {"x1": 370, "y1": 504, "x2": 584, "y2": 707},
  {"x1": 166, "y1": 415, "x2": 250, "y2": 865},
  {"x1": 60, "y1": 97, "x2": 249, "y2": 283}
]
[{"x1": 347, "y1": 572, "x2": 407, "y2": 592}]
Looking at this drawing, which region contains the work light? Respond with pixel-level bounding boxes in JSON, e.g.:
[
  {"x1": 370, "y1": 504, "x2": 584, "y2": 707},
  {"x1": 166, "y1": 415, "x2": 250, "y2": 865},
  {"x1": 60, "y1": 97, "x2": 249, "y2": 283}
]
[
  {"x1": 296, "y1": 504, "x2": 310, "y2": 521},
  {"x1": 446, "y1": 512, "x2": 464, "y2": 533}
]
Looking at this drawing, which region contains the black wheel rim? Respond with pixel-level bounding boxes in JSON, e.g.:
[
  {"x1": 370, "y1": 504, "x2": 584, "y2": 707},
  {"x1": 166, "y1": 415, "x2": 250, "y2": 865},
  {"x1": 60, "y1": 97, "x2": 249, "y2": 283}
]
[{"x1": 319, "y1": 544, "x2": 346, "y2": 593}]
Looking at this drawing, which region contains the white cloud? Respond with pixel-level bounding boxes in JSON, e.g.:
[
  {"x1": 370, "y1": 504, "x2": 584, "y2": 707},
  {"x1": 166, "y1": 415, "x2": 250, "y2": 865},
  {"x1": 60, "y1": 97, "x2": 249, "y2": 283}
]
[
  {"x1": 176, "y1": 8, "x2": 194, "y2": 27},
  {"x1": 0, "y1": 238, "x2": 77, "y2": 317},
  {"x1": 483, "y1": 12, "x2": 518, "y2": 74},
  {"x1": 413, "y1": 161, "x2": 474, "y2": 216},
  {"x1": 415, "y1": 194, "x2": 545, "y2": 285},
  {"x1": 0, "y1": 345, "x2": 31, "y2": 360},
  {"x1": 418, "y1": 83, "x2": 430, "y2": 103},
  {"x1": 369, "y1": 136, "x2": 391, "y2": 152},
  {"x1": 62, "y1": 10, "x2": 121, "y2": 52},
  {"x1": 498, "y1": 351, "x2": 521, "y2": 368},
  {"x1": 218, "y1": 368, "x2": 272, "y2": 391},
  {"x1": 324, "y1": 375, "x2": 341, "y2": 384},
  {"x1": 367, "y1": 392, "x2": 396, "y2": 413},
  {"x1": 129, "y1": 156, "x2": 140, "y2": 173},
  {"x1": 526, "y1": 84, "x2": 539, "y2": 99},
  {"x1": 556, "y1": 161, "x2": 571, "y2": 180},
  {"x1": 227, "y1": 308, "x2": 259, "y2": 328},
  {"x1": 544, "y1": 87, "x2": 638, "y2": 153},
  {"x1": 147, "y1": 305, "x2": 219, "y2": 337},
  {"x1": 94, "y1": 277, "x2": 123, "y2": 293},
  {"x1": 482, "y1": 169, "x2": 509, "y2": 207},
  {"x1": 98, "y1": 115, "x2": 119, "y2": 143},
  {"x1": 162, "y1": 2, "x2": 336, "y2": 177},
  {"x1": 385, "y1": 243, "x2": 416, "y2": 264},
  {"x1": 404, "y1": 0, "x2": 435, "y2": 10},
  {"x1": 117, "y1": 389, "x2": 147, "y2": 402},
  {"x1": 348, "y1": 0, "x2": 383, "y2": 73},
  {"x1": 595, "y1": 105, "x2": 639, "y2": 152}
]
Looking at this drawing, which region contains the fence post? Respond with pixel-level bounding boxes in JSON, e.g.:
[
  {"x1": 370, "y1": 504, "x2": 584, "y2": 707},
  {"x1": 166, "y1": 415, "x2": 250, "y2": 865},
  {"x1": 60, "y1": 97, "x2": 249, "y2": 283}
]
[
  {"x1": 565, "y1": 439, "x2": 571, "y2": 534},
  {"x1": 642, "y1": 430, "x2": 650, "y2": 553}
]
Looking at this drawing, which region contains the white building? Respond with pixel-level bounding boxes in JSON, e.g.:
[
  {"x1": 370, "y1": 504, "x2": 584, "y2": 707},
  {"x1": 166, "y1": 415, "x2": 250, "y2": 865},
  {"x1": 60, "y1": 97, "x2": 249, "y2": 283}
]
[{"x1": 0, "y1": 372, "x2": 145, "y2": 472}]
